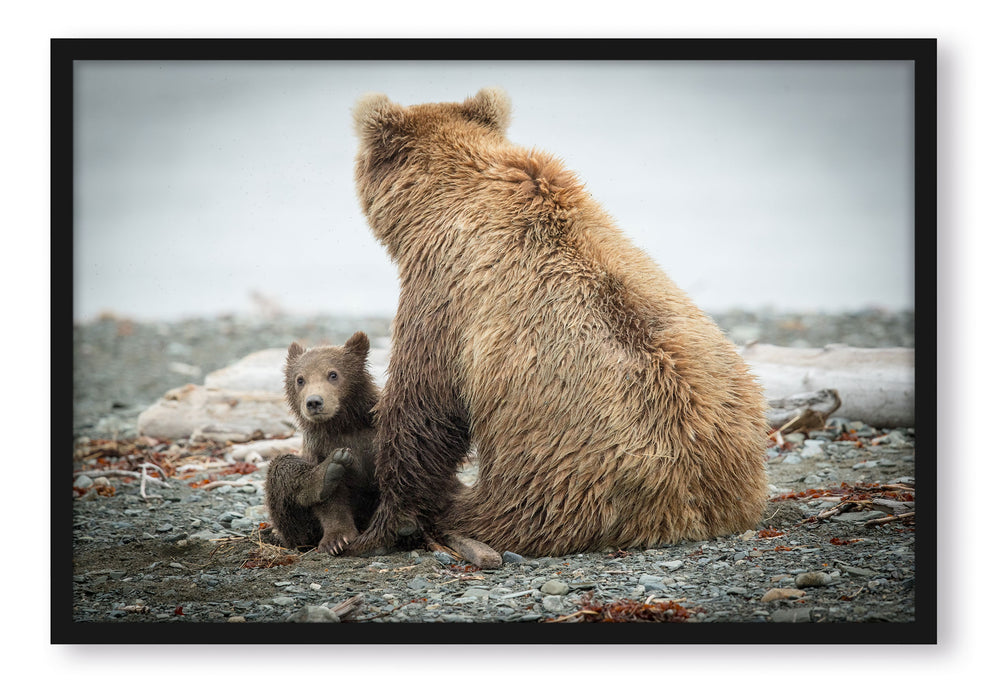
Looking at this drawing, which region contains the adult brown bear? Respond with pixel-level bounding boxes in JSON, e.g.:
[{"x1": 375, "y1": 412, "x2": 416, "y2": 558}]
[{"x1": 348, "y1": 88, "x2": 768, "y2": 556}]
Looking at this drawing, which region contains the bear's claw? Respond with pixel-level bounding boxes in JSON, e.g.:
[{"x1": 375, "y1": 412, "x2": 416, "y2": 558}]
[
  {"x1": 318, "y1": 535, "x2": 351, "y2": 556},
  {"x1": 330, "y1": 448, "x2": 354, "y2": 467}
]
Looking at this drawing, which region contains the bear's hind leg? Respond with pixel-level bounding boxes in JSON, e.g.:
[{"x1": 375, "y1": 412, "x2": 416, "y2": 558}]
[
  {"x1": 311, "y1": 486, "x2": 360, "y2": 555},
  {"x1": 266, "y1": 454, "x2": 336, "y2": 548}
]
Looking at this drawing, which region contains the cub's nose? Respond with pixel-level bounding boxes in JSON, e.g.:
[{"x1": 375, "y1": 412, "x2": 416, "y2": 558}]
[{"x1": 305, "y1": 395, "x2": 324, "y2": 412}]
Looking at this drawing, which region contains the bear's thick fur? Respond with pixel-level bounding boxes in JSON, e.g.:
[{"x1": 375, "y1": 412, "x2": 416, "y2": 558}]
[
  {"x1": 265, "y1": 332, "x2": 379, "y2": 554},
  {"x1": 348, "y1": 88, "x2": 769, "y2": 556}
]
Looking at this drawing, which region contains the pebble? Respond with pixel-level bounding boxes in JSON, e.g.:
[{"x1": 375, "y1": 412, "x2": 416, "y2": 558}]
[
  {"x1": 761, "y1": 588, "x2": 805, "y2": 602},
  {"x1": 540, "y1": 580, "x2": 569, "y2": 596},
  {"x1": 836, "y1": 562, "x2": 880, "y2": 578},
  {"x1": 501, "y1": 589, "x2": 538, "y2": 600},
  {"x1": 638, "y1": 575, "x2": 668, "y2": 592},
  {"x1": 287, "y1": 606, "x2": 340, "y2": 623},
  {"x1": 771, "y1": 608, "x2": 813, "y2": 623},
  {"x1": 230, "y1": 518, "x2": 254, "y2": 531},
  {"x1": 800, "y1": 441, "x2": 826, "y2": 459},
  {"x1": 795, "y1": 572, "x2": 832, "y2": 588},
  {"x1": 407, "y1": 577, "x2": 431, "y2": 592}
]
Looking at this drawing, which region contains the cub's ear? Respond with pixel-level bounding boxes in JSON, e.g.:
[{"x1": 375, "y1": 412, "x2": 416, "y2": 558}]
[
  {"x1": 287, "y1": 342, "x2": 305, "y2": 362},
  {"x1": 463, "y1": 87, "x2": 511, "y2": 133},
  {"x1": 353, "y1": 92, "x2": 410, "y2": 152},
  {"x1": 344, "y1": 331, "x2": 370, "y2": 359}
]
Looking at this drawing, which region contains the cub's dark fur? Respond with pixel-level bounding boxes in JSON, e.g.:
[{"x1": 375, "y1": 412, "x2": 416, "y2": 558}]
[{"x1": 265, "y1": 332, "x2": 379, "y2": 554}]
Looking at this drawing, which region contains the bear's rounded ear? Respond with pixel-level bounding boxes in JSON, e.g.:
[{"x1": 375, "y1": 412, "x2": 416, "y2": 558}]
[
  {"x1": 353, "y1": 92, "x2": 410, "y2": 150},
  {"x1": 287, "y1": 342, "x2": 305, "y2": 362},
  {"x1": 344, "y1": 331, "x2": 370, "y2": 358},
  {"x1": 463, "y1": 87, "x2": 511, "y2": 133}
]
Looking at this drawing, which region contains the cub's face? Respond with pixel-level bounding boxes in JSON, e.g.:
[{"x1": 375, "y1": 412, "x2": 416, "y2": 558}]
[{"x1": 283, "y1": 332, "x2": 370, "y2": 424}]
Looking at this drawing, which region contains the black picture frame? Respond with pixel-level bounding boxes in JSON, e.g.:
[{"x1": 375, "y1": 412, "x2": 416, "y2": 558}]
[{"x1": 55, "y1": 37, "x2": 936, "y2": 645}]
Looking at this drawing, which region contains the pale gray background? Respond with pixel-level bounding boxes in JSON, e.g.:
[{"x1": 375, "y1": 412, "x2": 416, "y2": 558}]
[{"x1": 73, "y1": 60, "x2": 914, "y2": 321}]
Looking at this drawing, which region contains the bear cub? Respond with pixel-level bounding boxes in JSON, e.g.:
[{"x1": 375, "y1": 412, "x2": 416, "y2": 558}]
[{"x1": 265, "y1": 331, "x2": 379, "y2": 554}]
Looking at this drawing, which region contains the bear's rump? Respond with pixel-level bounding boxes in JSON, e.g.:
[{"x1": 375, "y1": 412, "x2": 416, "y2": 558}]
[{"x1": 452, "y1": 310, "x2": 766, "y2": 552}]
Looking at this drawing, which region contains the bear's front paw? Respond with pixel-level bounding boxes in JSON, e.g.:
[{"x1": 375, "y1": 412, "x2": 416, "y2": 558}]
[
  {"x1": 318, "y1": 529, "x2": 358, "y2": 556},
  {"x1": 330, "y1": 448, "x2": 354, "y2": 467}
]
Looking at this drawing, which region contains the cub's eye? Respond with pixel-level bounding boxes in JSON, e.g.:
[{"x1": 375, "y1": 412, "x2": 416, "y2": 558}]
[
  {"x1": 328, "y1": 371, "x2": 338, "y2": 381},
  {"x1": 296, "y1": 376, "x2": 305, "y2": 386}
]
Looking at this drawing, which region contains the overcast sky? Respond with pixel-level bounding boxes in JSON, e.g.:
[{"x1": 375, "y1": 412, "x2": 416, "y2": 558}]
[{"x1": 73, "y1": 60, "x2": 914, "y2": 321}]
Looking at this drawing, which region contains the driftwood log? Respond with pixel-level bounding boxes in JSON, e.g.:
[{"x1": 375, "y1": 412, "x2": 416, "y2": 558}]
[
  {"x1": 767, "y1": 388, "x2": 843, "y2": 432},
  {"x1": 137, "y1": 343, "x2": 915, "y2": 440},
  {"x1": 743, "y1": 344, "x2": 914, "y2": 428}
]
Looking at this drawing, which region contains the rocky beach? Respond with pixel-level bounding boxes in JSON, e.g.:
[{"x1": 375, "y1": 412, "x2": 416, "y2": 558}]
[{"x1": 64, "y1": 309, "x2": 926, "y2": 638}]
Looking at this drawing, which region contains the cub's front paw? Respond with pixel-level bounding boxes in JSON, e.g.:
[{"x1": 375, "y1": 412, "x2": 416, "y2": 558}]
[{"x1": 329, "y1": 447, "x2": 354, "y2": 467}]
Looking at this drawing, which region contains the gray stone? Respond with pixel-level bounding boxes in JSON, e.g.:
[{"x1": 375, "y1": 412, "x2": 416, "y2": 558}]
[
  {"x1": 502, "y1": 551, "x2": 525, "y2": 564},
  {"x1": 230, "y1": 518, "x2": 254, "y2": 531},
  {"x1": 243, "y1": 504, "x2": 268, "y2": 522},
  {"x1": 407, "y1": 577, "x2": 431, "y2": 592},
  {"x1": 74, "y1": 474, "x2": 95, "y2": 489},
  {"x1": 795, "y1": 572, "x2": 832, "y2": 588},
  {"x1": 287, "y1": 606, "x2": 340, "y2": 623},
  {"x1": 433, "y1": 551, "x2": 456, "y2": 565},
  {"x1": 540, "y1": 580, "x2": 569, "y2": 596},
  {"x1": 800, "y1": 440, "x2": 825, "y2": 459},
  {"x1": 638, "y1": 574, "x2": 668, "y2": 592},
  {"x1": 771, "y1": 608, "x2": 812, "y2": 623},
  {"x1": 272, "y1": 596, "x2": 295, "y2": 606},
  {"x1": 655, "y1": 560, "x2": 684, "y2": 571},
  {"x1": 880, "y1": 430, "x2": 909, "y2": 447},
  {"x1": 501, "y1": 589, "x2": 538, "y2": 600},
  {"x1": 837, "y1": 562, "x2": 881, "y2": 578},
  {"x1": 541, "y1": 595, "x2": 565, "y2": 613}
]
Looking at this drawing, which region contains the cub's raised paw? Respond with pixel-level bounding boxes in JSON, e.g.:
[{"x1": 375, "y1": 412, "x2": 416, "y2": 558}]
[{"x1": 330, "y1": 448, "x2": 354, "y2": 467}]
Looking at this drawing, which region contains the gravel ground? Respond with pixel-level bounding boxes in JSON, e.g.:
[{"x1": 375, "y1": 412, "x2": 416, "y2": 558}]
[{"x1": 65, "y1": 309, "x2": 924, "y2": 637}]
